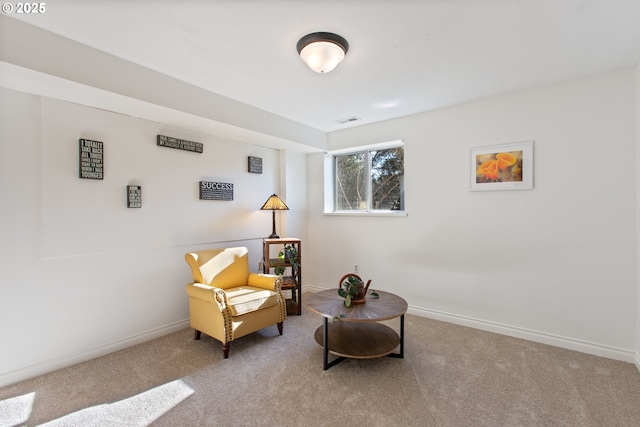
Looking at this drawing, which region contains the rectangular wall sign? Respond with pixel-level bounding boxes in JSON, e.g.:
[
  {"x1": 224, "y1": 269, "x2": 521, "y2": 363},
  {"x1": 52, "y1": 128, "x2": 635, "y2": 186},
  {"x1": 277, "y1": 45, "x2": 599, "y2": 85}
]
[
  {"x1": 79, "y1": 139, "x2": 104, "y2": 180},
  {"x1": 248, "y1": 156, "x2": 263, "y2": 173},
  {"x1": 199, "y1": 181, "x2": 234, "y2": 201},
  {"x1": 127, "y1": 185, "x2": 142, "y2": 208},
  {"x1": 157, "y1": 135, "x2": 203, "y2": 153}
]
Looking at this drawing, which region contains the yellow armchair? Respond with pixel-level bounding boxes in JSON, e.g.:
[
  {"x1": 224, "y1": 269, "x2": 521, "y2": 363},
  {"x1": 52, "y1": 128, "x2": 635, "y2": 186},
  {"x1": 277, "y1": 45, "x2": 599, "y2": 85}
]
[{"x1": 185, "y1": 247, "x2": 286, "y2": 358}]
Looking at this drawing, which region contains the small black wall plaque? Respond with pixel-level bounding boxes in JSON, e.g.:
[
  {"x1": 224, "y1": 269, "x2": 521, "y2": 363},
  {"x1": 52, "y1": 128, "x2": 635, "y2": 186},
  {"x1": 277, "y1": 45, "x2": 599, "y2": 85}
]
[
  {"x1": 248, "y1": 156, "x2": 263, "y2": 174},
  {"x1": 79, "y1": 139, "x2": 104, "y2": 180},
  {"x1": 127, "y1": 185, "x2": 142, "y2": 208},
  {"x1": 199, "y1": 181, "x2": 234, "y2": 201},
  {"x1": 157, "y1": 135, "x2": 203, "y2": 153}
]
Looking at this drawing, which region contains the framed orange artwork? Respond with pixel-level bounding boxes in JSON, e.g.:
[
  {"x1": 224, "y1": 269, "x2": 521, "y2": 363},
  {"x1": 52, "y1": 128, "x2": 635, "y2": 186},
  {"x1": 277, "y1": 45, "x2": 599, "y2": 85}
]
[{"x1": 469, "y1": 140, "x2": 533, "y2": 191}]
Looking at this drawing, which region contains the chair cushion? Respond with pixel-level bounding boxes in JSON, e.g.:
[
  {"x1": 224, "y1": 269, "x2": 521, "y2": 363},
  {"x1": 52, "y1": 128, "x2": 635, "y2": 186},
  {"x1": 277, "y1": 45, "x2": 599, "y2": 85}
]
[
  {"x1": 185, "y1": 247, "x2": 250, "y2": 289},
  {"x1": 225, "y1": 286, "x2": 278, "y2": 316}
]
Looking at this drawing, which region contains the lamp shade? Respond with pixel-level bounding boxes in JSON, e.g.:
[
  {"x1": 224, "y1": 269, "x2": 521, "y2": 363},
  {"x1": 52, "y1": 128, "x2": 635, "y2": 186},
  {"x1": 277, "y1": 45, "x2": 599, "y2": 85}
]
[
  {"x1": 261, "y1": 194, "x2": 289, "y2": 211},
  {"x1": 297, "y1": 32, "x2": 349, "y2": 73},
  {"x1": 261, "y1": 194, "x2": 288, "y2": 238}
]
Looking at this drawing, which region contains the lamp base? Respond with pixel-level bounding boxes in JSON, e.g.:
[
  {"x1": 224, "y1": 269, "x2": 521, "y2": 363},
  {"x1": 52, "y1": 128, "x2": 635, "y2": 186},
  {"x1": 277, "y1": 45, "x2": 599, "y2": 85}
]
[{"x1": 268, "y1": 210, "x2": 280, "y2": 239}]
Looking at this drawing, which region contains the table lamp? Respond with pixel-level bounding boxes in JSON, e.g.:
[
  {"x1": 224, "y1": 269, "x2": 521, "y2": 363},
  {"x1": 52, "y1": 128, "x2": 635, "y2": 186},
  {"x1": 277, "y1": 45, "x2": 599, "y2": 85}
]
[{"x1": 260, "y1": 194, "x2": 289, "y2": 238}]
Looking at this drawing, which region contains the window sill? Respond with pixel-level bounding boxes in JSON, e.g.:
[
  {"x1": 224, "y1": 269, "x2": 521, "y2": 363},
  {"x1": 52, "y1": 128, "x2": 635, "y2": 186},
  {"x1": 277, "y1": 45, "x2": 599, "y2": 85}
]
[{"x1": 323, "y1": 211, "x2": 408, "y2": 217}]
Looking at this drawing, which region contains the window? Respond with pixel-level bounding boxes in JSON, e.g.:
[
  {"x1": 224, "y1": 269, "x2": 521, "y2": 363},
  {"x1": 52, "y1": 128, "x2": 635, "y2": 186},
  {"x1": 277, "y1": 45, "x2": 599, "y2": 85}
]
[{"x1": 326, "y1": 142, "x2": 404, "y2": 214}]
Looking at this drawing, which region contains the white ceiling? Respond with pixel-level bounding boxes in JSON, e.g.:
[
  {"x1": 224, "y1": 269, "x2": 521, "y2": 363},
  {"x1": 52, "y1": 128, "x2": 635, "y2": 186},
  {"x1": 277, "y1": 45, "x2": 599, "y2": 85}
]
[{"x1": 7, "y1": 0, "x2": 640, "y2": 133}]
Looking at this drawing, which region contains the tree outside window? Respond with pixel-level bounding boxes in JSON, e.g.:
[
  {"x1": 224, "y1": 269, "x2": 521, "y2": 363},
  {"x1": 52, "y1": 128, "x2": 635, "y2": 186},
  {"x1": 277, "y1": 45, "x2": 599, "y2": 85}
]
[{"x1": 335, "y1": 147, "x2": 404, "y2": 212}]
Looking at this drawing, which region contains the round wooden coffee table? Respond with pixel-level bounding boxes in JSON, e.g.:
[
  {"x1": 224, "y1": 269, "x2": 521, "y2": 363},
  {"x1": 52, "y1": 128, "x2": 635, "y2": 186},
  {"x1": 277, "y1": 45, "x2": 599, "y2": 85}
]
[{"x1": 306, "y1": 289, "x2": 408, "y2": 370}]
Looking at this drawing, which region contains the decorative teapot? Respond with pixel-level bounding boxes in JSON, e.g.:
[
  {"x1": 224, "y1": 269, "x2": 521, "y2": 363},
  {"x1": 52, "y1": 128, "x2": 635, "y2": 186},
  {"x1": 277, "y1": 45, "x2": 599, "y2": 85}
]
[{"x1": 338, "y1": 273, "x2": 371, "y2": 307}]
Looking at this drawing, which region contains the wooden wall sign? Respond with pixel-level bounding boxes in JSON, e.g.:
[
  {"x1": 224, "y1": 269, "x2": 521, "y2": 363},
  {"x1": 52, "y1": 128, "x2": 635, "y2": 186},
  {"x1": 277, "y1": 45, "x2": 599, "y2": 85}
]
[
  {"x1": 127, "y1": 185, "x2": 142, "y2": 208},
  {"x1": 79, "y1": 139, "x2": 104, "y2": 180},
  {"x1": 248, "y1": 156, "x2": 263, "y2": 174},
  {"x1": 157, "y1": 135, "x2": 203, "y2": 153},
  {"x1": 199, "y1": 181, "x2": 234, "y2": 201}
]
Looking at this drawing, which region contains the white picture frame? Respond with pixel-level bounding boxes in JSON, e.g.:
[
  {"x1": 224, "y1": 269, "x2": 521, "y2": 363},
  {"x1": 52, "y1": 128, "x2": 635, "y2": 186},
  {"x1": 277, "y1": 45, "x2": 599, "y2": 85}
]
[{"x1": 469, "y1": 140, "x2": 534, "y2": 191}]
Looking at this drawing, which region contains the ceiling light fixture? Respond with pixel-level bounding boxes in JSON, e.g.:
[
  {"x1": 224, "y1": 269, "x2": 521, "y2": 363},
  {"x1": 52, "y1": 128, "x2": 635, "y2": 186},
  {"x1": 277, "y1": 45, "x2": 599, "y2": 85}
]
[{"x1": 296, "y1": 32, "x2": 349, "y2": 73}]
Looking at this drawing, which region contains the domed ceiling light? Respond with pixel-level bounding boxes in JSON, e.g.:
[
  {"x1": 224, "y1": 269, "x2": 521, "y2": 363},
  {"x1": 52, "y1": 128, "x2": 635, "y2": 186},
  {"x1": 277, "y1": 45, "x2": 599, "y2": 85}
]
[{"x1": 296, "y1": 32, "x2": 349, "y2": 73}]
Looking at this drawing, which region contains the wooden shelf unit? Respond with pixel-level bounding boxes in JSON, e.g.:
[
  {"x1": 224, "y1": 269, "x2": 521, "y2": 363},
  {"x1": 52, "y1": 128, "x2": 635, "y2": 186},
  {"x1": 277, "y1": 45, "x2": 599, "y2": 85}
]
[{"x1": 263, "y1": 238, "x2": 302, "y2": 315}]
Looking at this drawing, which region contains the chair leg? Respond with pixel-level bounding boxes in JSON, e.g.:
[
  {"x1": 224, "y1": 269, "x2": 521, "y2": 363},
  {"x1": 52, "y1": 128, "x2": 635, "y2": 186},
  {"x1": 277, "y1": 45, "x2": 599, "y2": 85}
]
[
  {"x1": 222, "y1": 342, "x2": 230, "y2": 358},
  {"x1": 194, "y1": 330, "x2": 201, "y2": 340},
  {"x1": 277, "y1": 321, "x2": 283, "y2": 335}
]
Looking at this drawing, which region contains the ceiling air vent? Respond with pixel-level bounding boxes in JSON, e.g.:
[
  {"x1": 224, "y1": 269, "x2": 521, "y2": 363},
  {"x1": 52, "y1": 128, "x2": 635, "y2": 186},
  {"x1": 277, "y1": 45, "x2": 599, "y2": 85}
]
[{"x1": 335, "y1": 116, "x2": 361, "y2": 125}]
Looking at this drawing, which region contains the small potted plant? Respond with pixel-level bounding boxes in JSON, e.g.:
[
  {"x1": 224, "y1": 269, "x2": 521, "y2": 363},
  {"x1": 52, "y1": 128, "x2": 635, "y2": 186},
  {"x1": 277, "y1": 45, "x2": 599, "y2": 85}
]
[
  {"x1": 274, "y1": 244, "x2": 299, "y2": 276},
  {"x1": 338, "y1": 273, "x2": 371, "y2": 307}
]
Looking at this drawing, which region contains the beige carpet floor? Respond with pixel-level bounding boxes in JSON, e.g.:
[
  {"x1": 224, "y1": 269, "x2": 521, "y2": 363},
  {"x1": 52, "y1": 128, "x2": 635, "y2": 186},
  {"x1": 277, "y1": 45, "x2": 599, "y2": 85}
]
[{"x1": 2, "y1": 293, "x2": 640, "y2": 426}]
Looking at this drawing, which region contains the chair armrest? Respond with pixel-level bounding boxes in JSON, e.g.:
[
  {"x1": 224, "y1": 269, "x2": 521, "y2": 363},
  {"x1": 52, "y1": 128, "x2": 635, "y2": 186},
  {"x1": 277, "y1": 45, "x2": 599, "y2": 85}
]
[
  {"x1": 248, "y1": 273, "x2": 282, "y2": 292},
  {"x1": 186, "y1": 283, "x2": 228, "y2": 309}
]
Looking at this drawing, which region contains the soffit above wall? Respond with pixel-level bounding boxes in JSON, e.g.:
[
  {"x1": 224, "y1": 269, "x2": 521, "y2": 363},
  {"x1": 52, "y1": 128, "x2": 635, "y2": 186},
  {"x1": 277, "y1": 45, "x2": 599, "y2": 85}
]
[{"x1": 0, "y1": 16, "x2": 326, "y2": 153}]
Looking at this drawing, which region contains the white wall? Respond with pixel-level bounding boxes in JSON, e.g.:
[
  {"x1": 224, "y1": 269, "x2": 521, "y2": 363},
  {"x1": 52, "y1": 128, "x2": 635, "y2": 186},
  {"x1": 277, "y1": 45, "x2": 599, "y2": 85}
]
[
  {"x1": 636, "y1": 63, "x2": 640, "y2": 371},
  {"x1": 307, "y1": 68, "x2": 638, "y2": 362},
  {"x1": 2, "y1": 66, "x2": 637, "y2": 386},
  {"x1": 0, "y1": 88, "x2": 299, "y2": 386},
  {"x1": 281, "y1": 150, "x2": 308, "y2": 251}
]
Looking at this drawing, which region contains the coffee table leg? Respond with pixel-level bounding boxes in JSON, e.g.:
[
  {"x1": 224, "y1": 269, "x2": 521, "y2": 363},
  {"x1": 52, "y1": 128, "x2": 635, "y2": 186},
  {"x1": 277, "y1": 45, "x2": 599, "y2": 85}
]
[
  {"x1": 322, "y1": 317, "x2": 329, "y2": 369},
  {"x1": 399, "y1": 314, "x2": 405, "y2": 358},
  {"x1": 322, "y1": 317, "x2": 345, "y2": 370},
  {"x1": 387, "y1": 314, "x2": 405, "y2": 359}
]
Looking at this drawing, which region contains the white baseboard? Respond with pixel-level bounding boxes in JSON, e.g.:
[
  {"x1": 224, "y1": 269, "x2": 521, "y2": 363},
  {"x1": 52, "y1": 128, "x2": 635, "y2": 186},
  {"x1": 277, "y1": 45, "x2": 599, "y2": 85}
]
[
  {"x1": 0, "y1": 319, "x2": 190, "y2": 388},
  {"x1": 301, "y1": 284, "x2": 326, "y2": 293},
  {"x1": 408, "y1": 305, "x2": 636, "y2": 364},
  {"x1": 304, "y1": 285, "x2": 637, "y2": 365},
  {"x1": 5, "y1": 297, "x2": 634, "y2": 387}
]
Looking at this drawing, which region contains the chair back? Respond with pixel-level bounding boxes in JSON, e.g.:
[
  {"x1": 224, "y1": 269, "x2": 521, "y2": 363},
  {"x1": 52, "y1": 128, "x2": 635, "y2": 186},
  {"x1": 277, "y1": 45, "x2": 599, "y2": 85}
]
[{"x1": 185, "y1": 247, "x2": 250, "y2": 289}]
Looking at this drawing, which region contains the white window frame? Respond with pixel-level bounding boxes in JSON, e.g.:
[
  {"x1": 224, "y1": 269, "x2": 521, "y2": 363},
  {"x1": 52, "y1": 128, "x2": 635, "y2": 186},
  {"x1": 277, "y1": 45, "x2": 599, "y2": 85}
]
[{"x1": 324, "y1": 140, "x2": 406, "y2": 216}]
